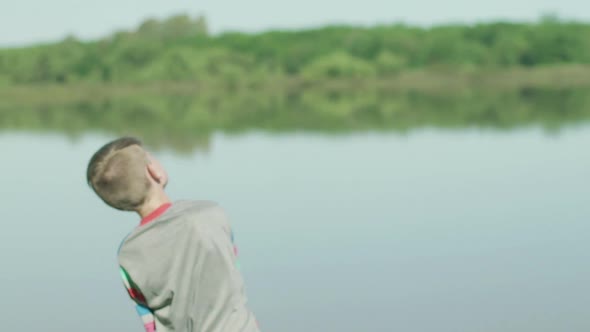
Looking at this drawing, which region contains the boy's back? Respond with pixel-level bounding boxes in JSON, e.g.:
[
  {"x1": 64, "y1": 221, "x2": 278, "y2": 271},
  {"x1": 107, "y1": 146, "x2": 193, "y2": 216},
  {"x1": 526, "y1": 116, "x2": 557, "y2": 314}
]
[
  {"x1": 118, "y1": 200, "x2": 259, "y2": 332},
  {"x1": 87, "y1": 137, "x2": 259, "y2": 332}
]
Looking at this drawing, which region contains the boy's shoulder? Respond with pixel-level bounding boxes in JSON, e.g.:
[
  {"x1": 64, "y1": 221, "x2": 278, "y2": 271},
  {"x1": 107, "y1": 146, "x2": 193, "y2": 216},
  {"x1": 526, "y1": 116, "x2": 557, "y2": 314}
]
[
  {"x1": 119, "y1": 200, "x2": 230, "y2": 252},
  {"x1": 167, "y1": 200, "x2": 230, "y2": 226},
  {"x1": 170, "y1": 200, "x2": 224, "y2": 215}
]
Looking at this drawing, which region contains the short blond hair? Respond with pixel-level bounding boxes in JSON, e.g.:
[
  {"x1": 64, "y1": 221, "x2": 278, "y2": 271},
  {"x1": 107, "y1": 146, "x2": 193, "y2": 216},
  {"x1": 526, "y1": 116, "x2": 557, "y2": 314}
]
[{"x1": 87, "y1": 137, "x2": 151, "y2": 211}]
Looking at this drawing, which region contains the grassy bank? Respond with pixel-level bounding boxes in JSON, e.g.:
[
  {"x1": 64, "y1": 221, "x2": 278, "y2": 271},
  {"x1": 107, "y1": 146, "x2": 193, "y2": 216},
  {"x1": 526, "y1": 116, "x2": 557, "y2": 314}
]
[{"x1": 2, "y1": 65, "x2": 590, "y2": 106}]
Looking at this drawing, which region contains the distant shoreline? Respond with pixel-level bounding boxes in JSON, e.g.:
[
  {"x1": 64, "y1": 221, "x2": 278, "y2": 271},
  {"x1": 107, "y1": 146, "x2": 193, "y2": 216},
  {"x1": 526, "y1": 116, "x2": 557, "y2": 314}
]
[{"x1": 3, "y1": 65, "x2": 590, "y2": 105}]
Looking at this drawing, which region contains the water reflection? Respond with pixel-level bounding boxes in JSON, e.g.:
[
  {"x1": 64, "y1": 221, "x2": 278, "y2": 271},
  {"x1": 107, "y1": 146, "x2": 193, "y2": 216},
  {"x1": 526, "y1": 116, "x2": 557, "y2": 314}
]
[{"x1": 1, "y1": 87, "x2": 590, "y2": 153}]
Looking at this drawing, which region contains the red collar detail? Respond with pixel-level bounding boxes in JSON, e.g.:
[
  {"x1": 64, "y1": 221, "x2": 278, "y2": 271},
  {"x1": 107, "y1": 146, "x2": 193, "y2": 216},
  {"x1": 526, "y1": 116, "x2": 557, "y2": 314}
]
[{"x1": 140, "y1": 203, "x2": 172, "y2": 226}]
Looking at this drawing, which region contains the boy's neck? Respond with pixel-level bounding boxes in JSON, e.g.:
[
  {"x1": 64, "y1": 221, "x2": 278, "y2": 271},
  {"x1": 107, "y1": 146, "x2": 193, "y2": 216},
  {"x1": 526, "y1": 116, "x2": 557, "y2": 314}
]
[{"x1": 137, "y1": 192, "x2": 172, "y2": 220}]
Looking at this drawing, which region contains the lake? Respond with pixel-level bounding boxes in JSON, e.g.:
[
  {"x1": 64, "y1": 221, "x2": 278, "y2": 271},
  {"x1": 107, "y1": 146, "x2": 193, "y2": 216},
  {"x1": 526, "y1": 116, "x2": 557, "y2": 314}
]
[{"x1": 0, "y1": 122, "x2": 589, "y2": 331}]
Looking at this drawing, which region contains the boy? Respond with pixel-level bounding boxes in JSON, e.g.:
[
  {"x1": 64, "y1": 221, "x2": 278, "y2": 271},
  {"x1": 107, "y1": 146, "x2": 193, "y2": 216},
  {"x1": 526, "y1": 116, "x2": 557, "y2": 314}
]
[{"x1": 86, "y1": 137, "x2": 260, "y2": 332}]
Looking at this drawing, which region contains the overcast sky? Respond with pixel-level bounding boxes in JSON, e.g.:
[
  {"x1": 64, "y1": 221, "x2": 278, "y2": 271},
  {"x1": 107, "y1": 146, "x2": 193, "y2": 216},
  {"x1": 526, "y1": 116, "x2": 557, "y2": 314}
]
[{"x1": 1, "y1": 0, "x2": 588, "y2": 46}]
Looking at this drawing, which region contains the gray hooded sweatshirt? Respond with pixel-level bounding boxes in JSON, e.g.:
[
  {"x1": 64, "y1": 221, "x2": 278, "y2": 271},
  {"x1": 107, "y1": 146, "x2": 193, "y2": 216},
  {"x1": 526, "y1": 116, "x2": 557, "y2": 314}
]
[{"x1": 118, "y1": 200, "x2": 260, "y2": 332}]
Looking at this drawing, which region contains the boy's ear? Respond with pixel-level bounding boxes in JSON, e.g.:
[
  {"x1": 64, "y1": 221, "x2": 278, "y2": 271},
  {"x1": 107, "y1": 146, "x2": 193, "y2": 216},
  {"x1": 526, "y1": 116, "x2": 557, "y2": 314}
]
[{"x1": 147, "y1": 162, "x2": 162, "y2": 183}]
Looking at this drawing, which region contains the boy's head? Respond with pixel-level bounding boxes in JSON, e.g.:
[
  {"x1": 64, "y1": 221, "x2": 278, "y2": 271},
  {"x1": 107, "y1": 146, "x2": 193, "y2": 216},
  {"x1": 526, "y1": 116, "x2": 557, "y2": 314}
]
[{"x1": 86, "y1": 137, "x2": 168, "y2": 211}]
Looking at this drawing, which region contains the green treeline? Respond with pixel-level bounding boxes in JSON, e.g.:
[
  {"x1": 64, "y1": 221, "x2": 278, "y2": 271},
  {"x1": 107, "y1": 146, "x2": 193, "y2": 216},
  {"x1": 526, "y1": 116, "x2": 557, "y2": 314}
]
[
  {"x1": 3, "y1": 14, "x2": 590, "y2": 150},
  {"x1": 1, "y1": 14, "x2": 590, "y2": 85}
]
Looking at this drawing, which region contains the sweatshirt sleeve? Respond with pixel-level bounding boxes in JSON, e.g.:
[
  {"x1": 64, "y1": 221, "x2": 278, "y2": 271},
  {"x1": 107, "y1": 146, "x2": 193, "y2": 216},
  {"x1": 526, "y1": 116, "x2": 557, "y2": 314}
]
[{"x1": 120, "y1": 267, "x2": 157, "y2": 332}]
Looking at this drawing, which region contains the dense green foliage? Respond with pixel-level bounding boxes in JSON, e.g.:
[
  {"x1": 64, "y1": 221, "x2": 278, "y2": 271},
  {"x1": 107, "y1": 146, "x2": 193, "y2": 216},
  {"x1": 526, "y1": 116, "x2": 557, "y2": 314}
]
[
  {"x1": 1, "y1": 15, "x2": 590, "y2": 85},
  {"x1": 2, "y1": 15, "x2": 590, "y2": 151}
]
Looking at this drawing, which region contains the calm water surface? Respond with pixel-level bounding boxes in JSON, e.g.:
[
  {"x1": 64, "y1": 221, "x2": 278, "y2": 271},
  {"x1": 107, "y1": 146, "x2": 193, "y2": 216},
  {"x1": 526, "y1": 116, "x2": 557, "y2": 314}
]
[{"x1": 0, "y1": 127, "x2": 588, "y2": 332}]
